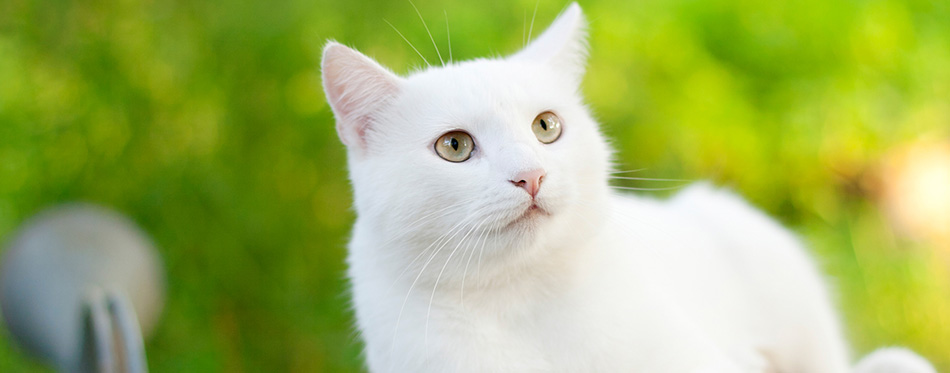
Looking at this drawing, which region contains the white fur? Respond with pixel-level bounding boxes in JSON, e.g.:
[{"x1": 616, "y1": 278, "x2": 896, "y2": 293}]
[
  {"x1": 854, "y1": 348, "x2": 937, "y2": 373},
  {"x1": 322, "y1": 3, "x2": 933, "y2": 372}
]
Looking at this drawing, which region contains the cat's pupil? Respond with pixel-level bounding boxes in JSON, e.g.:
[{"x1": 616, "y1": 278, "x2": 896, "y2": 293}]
[
  {"x1": 451, "y1": 138, "x2": 459, "y2": 151},
  {"x1": 540, "y1": 119, "x2": 548, "y2": 131}
]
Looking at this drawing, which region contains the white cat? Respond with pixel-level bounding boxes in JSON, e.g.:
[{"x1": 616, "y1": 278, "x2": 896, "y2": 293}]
[{"x1": 321, "y1": 3, "x2": 936, "y2": 372}]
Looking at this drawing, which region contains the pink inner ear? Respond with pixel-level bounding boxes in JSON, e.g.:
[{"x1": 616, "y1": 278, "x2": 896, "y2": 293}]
[
  {"x1": 322, "y1": 43, "x2": 401, "y2": 149},
  {"x1": 334, "y1": 115, "x2": 370, "y2": 148}
]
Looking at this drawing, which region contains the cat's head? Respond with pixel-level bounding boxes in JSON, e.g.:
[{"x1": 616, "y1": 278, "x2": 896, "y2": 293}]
[{"x1": 323, "y1": 3, "x2": 611, "y2": 281}]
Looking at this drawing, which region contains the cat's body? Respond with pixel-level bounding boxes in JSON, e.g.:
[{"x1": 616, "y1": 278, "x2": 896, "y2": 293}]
[
  {"x1": 350, "y1": 186, "x2": 849, "y2": 372},
  {"x1": 322, "y1": 3, "x2": 934, "y2": 372}
]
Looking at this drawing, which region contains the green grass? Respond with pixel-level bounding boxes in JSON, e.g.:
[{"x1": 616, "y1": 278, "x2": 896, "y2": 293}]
[{"x1": 1, "y1": 0, "x2": 948, "y2": 371}]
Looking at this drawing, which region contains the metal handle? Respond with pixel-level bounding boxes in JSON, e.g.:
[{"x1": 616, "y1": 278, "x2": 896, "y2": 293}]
[{"x1": 80, "y1": 288, "x2": 149, "y2": 373}]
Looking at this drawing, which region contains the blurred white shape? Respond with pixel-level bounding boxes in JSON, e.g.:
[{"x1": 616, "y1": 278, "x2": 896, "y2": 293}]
[
  {"x1": 0, "y1": 204, "x2": 165, "y2": 371},
  {"x1": 854, "y1": 347, "x2": 937, "y2": 373},
  {"x1": 879, "y1": 140, "x2": 950, "y2": 246}
]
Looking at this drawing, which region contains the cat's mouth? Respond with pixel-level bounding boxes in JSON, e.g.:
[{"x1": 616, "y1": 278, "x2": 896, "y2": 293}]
[{"x1": 505, "y1": 203, "x2": 550, "y2": 228}]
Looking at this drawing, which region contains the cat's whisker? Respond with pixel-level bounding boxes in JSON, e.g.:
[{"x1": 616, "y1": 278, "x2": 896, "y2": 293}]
[
  {"x1": 381, "y1": 205, "x2": 478, "y2": 281},
  {"x1": 577, "y1": 178, "x2": 690, "y2": 192},
  {"x1": 425, "y1": 215, "x2": 488, "y2": 352},
  {"x1": 458, "y1": 226, "x2": 483, "y2": 306},
  {"x1": 384, "y1": 200, "x2": 481, "y2": 295},
  {"x1": 610, "y1": 185, "x2": 688, "y2": 192},
  {"x1": 607, "y1": 176, "x2": 691, "y2": 182},
  {"x1": 444, "y1": 10, "x2": 452, "y2": 63},
  {"x1": 384, "y1": 19, "x2": 431, "y2": 67},
  {"x1": 460, "y1": 215, "x2": 495, "y2": 307},
  {"x1": 408, "y1": 0, "x2": 444, "y2": 66},
  {"x1": 475, "y1": 219, "x2": 497, "y2": 289},
  {"x1": 608, "y1": 168, "x2": 648, "y2": 174},
  {"x1": 389, "y1": 210, "x2": 473, "y2": 352},
  {"x1": 389, "y1": 205, "x2": 490, "y2": 365},
  {"x1": 394, "y1": 203, "x2": 484, "y2": 284},
  {"x1": 390, "y1": 197, "x2": 482, "y2": 239},
  {"x1": 381, "y1": 200, "x2": 469, "y2": 247},
  {"x1": 527, "y1": 0, "x2": 540, "y2": 42},
  {"x1": 523, "y1": 9, "x2": 527, "y2": 47},
  {"x1": 578, "y1": 182, "x2": 690, "y2": 192}
]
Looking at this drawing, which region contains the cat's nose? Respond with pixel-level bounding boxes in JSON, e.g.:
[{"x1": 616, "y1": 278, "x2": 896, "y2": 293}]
[{"x1": 510, "y1": 169, "x2": 546, "y2": 198}]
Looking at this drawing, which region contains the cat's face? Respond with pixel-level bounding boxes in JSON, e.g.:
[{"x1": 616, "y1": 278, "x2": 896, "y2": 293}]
[{"x1": 324, "y1": 4, "x2": 610, "y2": 280}]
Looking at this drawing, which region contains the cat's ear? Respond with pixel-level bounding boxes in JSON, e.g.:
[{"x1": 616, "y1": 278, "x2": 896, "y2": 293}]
[
  {"x1": 511, "y1": 3, "x2": 588, "y2": 85},
  {"x1": 322, "y1": 41, "x2": 403, "y2": 149}
]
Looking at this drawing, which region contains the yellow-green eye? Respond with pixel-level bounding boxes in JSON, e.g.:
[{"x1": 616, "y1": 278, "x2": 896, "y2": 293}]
[
  {"x1": 532, "y1": 111, "x2": 562, "y2": 144},
  {"x1": 435, "y1": 131, "x2": 474, "y2": 162}
]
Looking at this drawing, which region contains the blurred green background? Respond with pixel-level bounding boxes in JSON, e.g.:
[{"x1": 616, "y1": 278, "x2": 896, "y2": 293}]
[{"x1": 1, "y1": 0, "x2": 948, "y2": 371}]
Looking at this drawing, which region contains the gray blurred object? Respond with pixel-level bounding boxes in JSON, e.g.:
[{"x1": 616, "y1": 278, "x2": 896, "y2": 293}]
[{"x1": 0, "y1": 204, "x2": 165, "y2": 372}]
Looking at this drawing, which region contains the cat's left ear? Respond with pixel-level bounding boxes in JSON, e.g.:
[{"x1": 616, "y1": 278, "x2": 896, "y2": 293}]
[{"x1": 511, "y1": 2, "x2": 588, "y2": 86}]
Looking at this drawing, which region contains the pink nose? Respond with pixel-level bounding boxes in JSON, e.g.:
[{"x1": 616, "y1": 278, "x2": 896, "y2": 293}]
[{"x1": 510, "y1": 169, "x2": 546, "y2": 198}]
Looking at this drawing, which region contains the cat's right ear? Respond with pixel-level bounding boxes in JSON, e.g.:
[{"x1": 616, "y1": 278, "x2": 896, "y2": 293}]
[
  {"x1": 322, "y1": 41, "x2": 403, "y2": 150},
  {"x1": 511, "y1": 3, "x2": 588, "y2": 86}
]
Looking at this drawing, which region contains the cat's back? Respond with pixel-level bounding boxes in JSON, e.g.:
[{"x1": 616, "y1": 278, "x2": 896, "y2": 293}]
[
  {"x1": 604, "y1": 183, "x2": 849, "y2": 370},
  {"x1": 603, "y1": 186, "x2": 769, "y2": 347},
  {"x1": 607, "y1": 182, "x2": 823, "y2": 292},
  {"x1": 663, "y1": 183, "x2": 830, "y2": 304}
]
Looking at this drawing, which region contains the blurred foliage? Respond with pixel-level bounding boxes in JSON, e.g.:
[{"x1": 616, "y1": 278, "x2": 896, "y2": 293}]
[{"x1": 1, "y1": 0, "x2": 948, "y2": 371}]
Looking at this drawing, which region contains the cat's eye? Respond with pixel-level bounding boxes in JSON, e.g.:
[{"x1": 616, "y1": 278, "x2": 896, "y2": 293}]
[
  {"x1": 434, "y1": 131, "x2": 475, "y2": 162},
  {"x1": 532, "y1": 111, "x2": 562, "y2": 144}
]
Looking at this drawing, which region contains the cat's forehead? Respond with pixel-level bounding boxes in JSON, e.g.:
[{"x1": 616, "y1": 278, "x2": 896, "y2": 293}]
[
  {"x1": 393, "y1": 59, "x2": 576, "y2": 125},
  {"x1": 408, "y1": 60, "x2": 569, "y2": 101}
]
